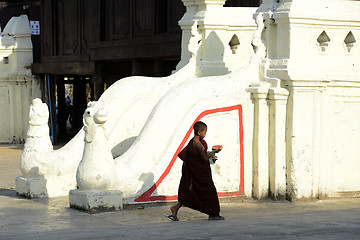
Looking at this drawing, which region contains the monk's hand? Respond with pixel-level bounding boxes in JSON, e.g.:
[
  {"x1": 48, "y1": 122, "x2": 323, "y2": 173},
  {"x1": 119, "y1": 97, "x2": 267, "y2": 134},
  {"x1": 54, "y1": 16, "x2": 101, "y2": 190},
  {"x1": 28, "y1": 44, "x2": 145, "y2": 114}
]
[{"x1": 213, "y1": 156, "x2": 218, "y2": 162}]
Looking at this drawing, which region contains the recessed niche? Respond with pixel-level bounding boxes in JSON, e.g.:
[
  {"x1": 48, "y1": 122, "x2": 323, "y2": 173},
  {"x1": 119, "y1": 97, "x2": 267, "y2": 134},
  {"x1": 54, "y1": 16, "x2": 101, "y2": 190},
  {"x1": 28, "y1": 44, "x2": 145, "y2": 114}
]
[
  {"x1": 344, "y1": 31, "x2": 356, "y2": 53},
  {"x1": 317, "y1": 31, "x2": 330, "y2": 53},
  {"x1": 229, "y1": 34, "x2": 240, "y2": 54},
  {"x1": 3, "y1": 57, "x2": 9, "y2": 64}
]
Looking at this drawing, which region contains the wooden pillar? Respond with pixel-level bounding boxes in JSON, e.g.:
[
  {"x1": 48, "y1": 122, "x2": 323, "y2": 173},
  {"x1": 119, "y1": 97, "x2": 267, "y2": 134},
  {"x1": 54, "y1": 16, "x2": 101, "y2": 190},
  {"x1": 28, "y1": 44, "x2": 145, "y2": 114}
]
[
  {"x1": 72, "y1": 77, "x2": 87, "y2": 131},
  {"x1": 57, "y1": 77, "x2": 67, "y2": 141},
  {"x1": 47, "y1": 74, "x2": 57, "y2": 144},
  {"x1": 94, "y1": 63, "x2": 104, "y2": 100},
  {"x1": 132, "y1": 59, "x2": 143, "y2": 76}
]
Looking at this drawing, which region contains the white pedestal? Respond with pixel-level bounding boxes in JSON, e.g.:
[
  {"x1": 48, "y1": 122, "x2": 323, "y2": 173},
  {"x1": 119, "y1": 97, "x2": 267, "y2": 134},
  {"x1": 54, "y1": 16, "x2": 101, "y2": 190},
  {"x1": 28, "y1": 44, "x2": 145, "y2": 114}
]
[
  {"x1": 16, "y1": 175, "x2": 77, "y2": 198},
  {"x1": 69, "y1": 189, "x2": 123, "y2": 213},
  {"x1": 15, "y1": 176, "x2": 47, "y2": 198}
]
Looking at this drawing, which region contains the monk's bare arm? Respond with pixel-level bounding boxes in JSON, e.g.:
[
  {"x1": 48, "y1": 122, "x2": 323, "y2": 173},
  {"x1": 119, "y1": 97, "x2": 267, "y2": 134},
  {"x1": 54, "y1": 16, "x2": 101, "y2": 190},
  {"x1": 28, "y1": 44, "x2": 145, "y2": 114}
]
[{"x1": 194, "y1": 141, "x2": 218, "y2": 162}]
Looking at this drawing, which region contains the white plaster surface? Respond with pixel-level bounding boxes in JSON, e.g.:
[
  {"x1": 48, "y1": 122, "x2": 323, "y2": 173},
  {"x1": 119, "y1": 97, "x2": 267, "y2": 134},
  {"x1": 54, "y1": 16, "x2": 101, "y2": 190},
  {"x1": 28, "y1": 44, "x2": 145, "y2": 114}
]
[
  {"x1": 266, "y1": 0, "x2": 360, "y2": 199},
  {"x1": 175, "y1": 0, "x2": 257, "y2": 76},
  {"x1": 16, "y1": 0, "x2": 360, "y2": 203},
  {"x1": 89, "y1": 11, "x2": 267, "y2": 203},
  {"x1": 17, "y1": 2, "x2": 262, "y2": 200},
  {"x1": 17, "y1": 58, "x2": 196, "y2": 198}
]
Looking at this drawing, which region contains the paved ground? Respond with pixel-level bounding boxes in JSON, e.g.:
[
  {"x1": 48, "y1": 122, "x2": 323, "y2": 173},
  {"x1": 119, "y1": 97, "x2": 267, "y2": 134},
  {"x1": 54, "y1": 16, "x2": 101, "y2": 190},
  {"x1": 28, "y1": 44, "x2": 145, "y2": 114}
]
[{"x1": 1, "y1": 144, "x2": 360, "y2": 240}]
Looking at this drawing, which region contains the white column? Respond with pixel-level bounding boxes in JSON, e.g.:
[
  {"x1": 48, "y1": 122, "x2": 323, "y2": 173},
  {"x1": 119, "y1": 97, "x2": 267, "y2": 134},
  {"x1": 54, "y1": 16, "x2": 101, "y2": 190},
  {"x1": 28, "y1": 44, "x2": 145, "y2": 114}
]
[
  {"x1": 268, "y1": 87, "x2": 289, "y2": 200},
  {"x1": 249, "y1": 87, "x2": 269, "y2": 199}
]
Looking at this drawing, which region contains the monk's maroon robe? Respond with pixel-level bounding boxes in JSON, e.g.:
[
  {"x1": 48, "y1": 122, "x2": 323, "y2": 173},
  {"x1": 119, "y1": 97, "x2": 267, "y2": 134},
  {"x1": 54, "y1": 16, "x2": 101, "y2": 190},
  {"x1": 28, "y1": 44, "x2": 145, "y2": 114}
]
[{"x1": 177, "y1": 138, "x2": 220, "y2": 217}]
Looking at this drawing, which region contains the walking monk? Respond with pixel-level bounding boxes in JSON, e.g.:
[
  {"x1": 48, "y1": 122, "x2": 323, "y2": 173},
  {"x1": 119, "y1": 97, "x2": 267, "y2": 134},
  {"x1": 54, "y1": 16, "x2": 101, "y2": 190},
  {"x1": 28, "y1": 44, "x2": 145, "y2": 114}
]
[{"x1": 168, "y1": 121, "x2": 225, "y2": 221}]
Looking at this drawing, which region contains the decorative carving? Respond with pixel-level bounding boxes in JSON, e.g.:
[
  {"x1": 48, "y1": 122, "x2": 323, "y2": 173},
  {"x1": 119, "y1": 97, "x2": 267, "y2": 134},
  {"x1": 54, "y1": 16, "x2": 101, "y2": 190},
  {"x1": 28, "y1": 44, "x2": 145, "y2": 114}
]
[
  {"x1": 344, "y1": 31, "x2": 356, "y2": 53},
  {"x1": 252, "y1": 12, "x2": 266, "y2": 58},
  {"x1": 317, "y1": 31, "x2": 330, "y2": 53},
  {"x1": 229, "y1": 34, "x2": 240, "y2": 54}
]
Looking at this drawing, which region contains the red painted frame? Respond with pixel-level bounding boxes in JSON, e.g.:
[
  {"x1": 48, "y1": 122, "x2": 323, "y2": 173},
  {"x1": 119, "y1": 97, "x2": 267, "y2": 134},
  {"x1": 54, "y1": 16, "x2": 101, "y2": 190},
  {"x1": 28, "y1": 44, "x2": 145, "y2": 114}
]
[{"x1": 135, "y1": 105, "x2": 244, "y2": 202}]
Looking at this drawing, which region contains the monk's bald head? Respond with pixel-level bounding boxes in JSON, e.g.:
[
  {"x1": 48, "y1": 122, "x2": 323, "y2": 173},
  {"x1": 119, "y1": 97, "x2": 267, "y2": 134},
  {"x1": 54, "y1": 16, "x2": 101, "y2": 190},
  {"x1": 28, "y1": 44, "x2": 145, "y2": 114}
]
[{"x1": 193, "y1": 121, "x2": 207, "y2": 135}]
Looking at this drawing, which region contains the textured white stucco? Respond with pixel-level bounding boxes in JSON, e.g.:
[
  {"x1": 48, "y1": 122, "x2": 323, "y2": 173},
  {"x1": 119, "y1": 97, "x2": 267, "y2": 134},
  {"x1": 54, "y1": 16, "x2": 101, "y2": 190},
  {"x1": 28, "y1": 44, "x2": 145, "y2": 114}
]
[
  {"x1": 16, "y1": 1, "x2": 260, "y2": 199},
  {"x1": 69, "y1": 190, "x2": 123, "y2": 212},
  {"x1": 264, "y1": 0, "x2": 360, "y2": 200},
  {"x1": 16, "y1": 0, "x2": 360, "y2": 205}
]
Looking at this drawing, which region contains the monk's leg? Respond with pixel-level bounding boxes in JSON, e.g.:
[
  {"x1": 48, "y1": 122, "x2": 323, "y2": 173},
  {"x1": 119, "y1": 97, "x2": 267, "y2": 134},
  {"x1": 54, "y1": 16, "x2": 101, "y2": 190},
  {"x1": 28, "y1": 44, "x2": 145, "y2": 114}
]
[{"x1": 170, "y1": 202, "x2": 183, "y2": 216}]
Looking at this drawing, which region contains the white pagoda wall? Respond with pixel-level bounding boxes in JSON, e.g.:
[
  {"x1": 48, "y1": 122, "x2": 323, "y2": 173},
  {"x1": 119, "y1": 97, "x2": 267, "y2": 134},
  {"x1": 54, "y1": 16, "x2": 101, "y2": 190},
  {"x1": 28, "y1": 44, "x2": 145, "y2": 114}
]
[
  {"x1": 262, "y1": 0, "x2": 360, "y2": 200},
  {"x1": 0, "y1": 15, "x2": 41, "y2": 143}
]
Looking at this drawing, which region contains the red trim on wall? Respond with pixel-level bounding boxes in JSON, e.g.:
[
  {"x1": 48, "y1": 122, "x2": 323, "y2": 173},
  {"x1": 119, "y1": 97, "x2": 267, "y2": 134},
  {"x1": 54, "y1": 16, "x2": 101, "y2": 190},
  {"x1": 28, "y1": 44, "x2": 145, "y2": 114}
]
[{"x1": 135, "y1": 105, "x2": 244, "y2": 202}]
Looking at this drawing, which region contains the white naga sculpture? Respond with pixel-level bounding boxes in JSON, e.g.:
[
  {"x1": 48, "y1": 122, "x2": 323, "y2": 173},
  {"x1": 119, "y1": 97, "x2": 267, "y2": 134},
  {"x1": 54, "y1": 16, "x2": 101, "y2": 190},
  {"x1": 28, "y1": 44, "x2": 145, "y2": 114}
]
[
  {"x1": 16, "y1": 0, "x2": 257, "y2": 200},
  {"x1": 16, "y1": 98, "x2": 80, "y2": 198},
  {"x1": 76, "y1": 102, "x2": 118, "y2": 191},
  {"x1": 16, "y1": 61, "x2": 196, "y2": 198},
  {"x1": 70, "y1": 12, "x2": 267, "y2": 210},
  {"x1": 69, "y1": 102, "x2": 122, "y2": 212},
  {"x1": 19, "y1": 98, "x2": 53, "y2": 178}
]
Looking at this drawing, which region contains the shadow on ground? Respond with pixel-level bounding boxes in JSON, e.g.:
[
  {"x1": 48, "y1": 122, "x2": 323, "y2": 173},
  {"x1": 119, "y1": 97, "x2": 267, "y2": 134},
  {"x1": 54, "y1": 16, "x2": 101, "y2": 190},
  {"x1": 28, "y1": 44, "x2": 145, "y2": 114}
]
[{"x1": 0, "y1": 188, "x2": 17, "y2": 198}]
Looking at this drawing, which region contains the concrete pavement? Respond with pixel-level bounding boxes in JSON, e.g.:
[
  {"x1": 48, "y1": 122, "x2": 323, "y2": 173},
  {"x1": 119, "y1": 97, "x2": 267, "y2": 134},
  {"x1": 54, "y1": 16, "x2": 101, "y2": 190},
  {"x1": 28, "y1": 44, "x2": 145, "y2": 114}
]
[{"x1": 1, "y1": 144, "x2": 360, "y2": 239}]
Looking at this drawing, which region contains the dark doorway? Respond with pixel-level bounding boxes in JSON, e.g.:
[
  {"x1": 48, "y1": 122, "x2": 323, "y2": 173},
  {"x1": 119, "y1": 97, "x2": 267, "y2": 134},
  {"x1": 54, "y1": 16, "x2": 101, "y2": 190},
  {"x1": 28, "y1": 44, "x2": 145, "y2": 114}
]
[
  {"x1": 224, "y1": 0, "x2": 261, "y2": 7},
  {"x1": 55, "y1": 76, "x2": 94, "y2": 144}
]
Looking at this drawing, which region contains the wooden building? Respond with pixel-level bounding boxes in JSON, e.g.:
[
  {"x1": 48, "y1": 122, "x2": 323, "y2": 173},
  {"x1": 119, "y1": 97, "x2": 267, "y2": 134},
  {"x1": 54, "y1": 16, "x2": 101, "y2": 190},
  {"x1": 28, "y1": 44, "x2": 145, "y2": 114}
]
[
  {"x1": 0, "y1": 1, "x2": 41, "y2": 62},
  {"x1": 1, "y1": 0, "x2": 261, "y2": 143}
]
